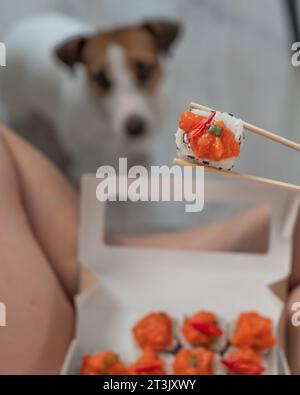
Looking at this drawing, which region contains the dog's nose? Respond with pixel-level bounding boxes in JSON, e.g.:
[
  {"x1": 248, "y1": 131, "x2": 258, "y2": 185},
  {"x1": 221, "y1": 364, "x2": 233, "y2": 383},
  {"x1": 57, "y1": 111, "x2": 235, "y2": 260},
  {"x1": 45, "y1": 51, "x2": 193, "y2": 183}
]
[{"x1": 125, "y1": 115, "x2": 146, "y2": 138}]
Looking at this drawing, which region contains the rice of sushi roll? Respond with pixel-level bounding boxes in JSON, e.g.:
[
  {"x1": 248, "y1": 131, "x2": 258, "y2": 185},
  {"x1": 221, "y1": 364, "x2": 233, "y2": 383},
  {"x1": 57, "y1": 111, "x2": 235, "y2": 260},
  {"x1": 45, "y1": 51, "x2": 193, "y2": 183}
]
[
  {"x1": 172, "y1": 347, "x2": 223, "y2": 375},
  {"x1": 180, "y1": 311, "x2": 227, "y2": 352},
  {"x1": 80, "y1": 351, "x2": 128, "y2": 375},
  {"x1": 129, "y1": 348, "x2": 167, "y2": 375},
  {"x1": 175, "y1": 109, "x2": 244, "y2": 170},
  {"x1": 230, "y1": 311, "x2": 276, "y2": 352},
  {"x1": 221, "y1": 347, "x2": 267, "y2": 375},
  {"x1": 132, "y1": 311, "x2": 179, "y2": 353}
]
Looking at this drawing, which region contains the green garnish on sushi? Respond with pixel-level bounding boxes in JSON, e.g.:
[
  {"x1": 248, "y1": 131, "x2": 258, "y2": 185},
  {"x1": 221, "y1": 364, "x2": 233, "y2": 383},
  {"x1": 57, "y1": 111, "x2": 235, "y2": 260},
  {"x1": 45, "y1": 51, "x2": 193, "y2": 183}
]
[{"x1": 208, "y1": 124, "x2": 223, "y2": 137}]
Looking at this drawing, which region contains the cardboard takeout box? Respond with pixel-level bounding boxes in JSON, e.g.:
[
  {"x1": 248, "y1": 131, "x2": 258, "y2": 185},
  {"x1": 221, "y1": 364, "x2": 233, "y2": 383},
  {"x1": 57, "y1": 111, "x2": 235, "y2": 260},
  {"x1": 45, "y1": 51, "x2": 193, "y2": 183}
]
[{"x1": 61, "y1": 174, "x2": 299, "y2": 374}]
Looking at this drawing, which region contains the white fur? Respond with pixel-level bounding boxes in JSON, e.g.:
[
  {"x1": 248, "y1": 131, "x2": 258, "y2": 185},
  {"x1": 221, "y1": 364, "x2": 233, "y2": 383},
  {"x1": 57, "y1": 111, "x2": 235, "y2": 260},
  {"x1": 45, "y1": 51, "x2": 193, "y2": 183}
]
[
  {"x1": 103, "y1": 44, "x2": 155, "y2": 152},
  {"x1": 0, "y1": 13, "x2": 158, "y2": 171}
]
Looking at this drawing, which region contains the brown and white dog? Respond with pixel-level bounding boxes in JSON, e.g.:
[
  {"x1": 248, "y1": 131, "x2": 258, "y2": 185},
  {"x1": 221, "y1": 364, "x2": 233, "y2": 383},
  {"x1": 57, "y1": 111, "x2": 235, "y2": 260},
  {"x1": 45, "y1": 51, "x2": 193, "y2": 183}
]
[{"x1": 0, "y1": 13, "x2": 181, "y2": 173}]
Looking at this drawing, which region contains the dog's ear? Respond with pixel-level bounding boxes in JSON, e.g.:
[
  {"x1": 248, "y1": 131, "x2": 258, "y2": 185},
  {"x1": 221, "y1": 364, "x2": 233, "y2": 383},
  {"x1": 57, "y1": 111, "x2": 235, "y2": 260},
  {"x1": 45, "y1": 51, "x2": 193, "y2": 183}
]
[
  {"x1": 55, "y1": 36, "x2": 87, "y2": 68},
  {"x1": 142, "y1": 19, "x2": 181, "y2": 54}
]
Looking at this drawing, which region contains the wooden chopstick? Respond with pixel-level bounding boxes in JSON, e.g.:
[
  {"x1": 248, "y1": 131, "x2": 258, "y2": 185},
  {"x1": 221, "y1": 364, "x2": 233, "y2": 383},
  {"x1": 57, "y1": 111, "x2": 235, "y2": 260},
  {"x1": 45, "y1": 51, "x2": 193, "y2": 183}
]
[
  {"x1": 189, "y1": 102, "x2": 300, "y2": 152},
  {"x1": 173, "y1": 158, "x2": 300, "y2": 192}
]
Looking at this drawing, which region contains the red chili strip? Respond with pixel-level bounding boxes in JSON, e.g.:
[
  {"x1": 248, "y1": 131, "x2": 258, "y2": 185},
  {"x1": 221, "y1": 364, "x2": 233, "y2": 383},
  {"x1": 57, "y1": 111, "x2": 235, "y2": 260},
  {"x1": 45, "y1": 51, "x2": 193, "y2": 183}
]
[
  {"x1": 135, "y1": 363, "x2": 163, "y2": 373},
  {"x1": 190, "y1": 321, "x2": 223, "y2": 337},
  {"x1": 221, "y1": 358, "x2": 265, "y2": 375},
  {"x1": 188, "y1": 111, "x2": 216, "y2": 139}
]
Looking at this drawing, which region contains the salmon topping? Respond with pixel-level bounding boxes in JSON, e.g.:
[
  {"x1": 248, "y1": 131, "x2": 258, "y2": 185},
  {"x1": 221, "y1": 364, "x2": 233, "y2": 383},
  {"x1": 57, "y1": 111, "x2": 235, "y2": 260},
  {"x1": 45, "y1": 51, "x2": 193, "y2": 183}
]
[
  {"x1": 173, "y1": 347, "x2": 215, "y2": 375},
  {"x1": 80, "y1": 351, "x2": 128, "y2": 375},
  {"x1": 129, "y1": 349, "x2": 166, "y2": 375},
  {"x1": 133, "y1": 312, "x2": 173, "y2": 352},
  {"x1": 231, "y1": 311, "x2": 276, "y2": 351},
  {"x1": 182, "y1": 311, "x2": 222, "y2": 347},
  {"x1": 221, "y1": 348, "x2": 265, "y2": 375}
]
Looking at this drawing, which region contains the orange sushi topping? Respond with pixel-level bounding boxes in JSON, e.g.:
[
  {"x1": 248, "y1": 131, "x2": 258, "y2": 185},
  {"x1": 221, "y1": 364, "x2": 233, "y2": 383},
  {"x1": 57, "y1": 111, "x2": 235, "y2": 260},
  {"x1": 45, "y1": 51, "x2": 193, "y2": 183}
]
[
  {"x1": 221, "y1": 348, "x2": 265, "y2": 375},
  {"x1": 173, "y1": 347, "x2": 215, "y2": 375},
  {"x1": 231, "y1": 311, "x2": 276, "y2": 351},
  {"x1": 179, "y1": 111, "x2": 240, "y2": 161},
  {"x1": 80, "y1": 351, "x2": 128, "y2": 375},
  {"x1": 133, "y1": 312, "x2": 173, "y2": 352},
  {"x1": 129, "y1": 348, "x2": 166, "y2": 375},
  {"x1": 181, "y1": 311, "x2": 222, "y2": 347},
  {"x1": 179, "y1": 111, "x2": 205, "y2": 133}
]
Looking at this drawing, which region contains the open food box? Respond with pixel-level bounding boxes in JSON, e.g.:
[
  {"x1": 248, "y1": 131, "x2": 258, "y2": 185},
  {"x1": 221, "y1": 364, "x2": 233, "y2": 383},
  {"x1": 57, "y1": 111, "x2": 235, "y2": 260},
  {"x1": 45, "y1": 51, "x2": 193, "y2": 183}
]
[{"x1": 61, "y1": 174, "x2": 299, "y2": 375}]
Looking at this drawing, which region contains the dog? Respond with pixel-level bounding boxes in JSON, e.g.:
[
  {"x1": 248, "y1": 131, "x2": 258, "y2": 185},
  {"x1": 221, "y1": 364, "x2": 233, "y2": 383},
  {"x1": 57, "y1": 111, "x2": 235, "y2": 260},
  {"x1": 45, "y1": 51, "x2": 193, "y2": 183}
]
[{"x1": 0, "y1": 13, "x2": 181, "y2": 176}]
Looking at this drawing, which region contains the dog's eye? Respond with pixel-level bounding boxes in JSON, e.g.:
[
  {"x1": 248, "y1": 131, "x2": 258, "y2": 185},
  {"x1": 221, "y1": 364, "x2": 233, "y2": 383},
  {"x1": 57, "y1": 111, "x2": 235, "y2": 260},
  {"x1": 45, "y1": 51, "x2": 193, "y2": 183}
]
[
  {"x1": 92, "y1": 71, "x2": 112, "y2": 91},
  {"x1": 136, "y1": 61, "x2": 155, "y2": 83}
]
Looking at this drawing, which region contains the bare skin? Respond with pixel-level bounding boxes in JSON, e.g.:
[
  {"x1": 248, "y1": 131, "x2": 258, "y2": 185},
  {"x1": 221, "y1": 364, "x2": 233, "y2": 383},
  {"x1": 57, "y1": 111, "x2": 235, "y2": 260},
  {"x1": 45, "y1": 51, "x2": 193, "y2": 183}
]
[
  {"x1": 0, "y1": 123, "x2": 299, "y2": 374},
  {"x1": 112, "y1": 204, "x2": 270, "y2": 254},
  {"x1": 0, "y1": 124, "x2": 78, "y2": 374},
  {"x1": 286, "y1": 210, "x2": 300, "y2": 374}
]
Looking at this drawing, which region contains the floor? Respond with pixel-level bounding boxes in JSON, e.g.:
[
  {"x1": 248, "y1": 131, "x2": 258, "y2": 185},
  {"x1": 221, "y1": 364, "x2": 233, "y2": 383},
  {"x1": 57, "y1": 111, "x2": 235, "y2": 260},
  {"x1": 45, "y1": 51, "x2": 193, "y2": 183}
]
[{"x1": 1, "y1": 0, "x2": 300, "y2": 232}]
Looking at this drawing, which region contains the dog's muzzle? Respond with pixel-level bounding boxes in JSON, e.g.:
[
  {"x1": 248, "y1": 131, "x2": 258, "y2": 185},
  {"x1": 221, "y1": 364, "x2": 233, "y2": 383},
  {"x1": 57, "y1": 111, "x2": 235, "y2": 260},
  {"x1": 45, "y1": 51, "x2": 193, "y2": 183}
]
[{"x1": 125, "y1": 115, "x2": 147, "y2": 138}]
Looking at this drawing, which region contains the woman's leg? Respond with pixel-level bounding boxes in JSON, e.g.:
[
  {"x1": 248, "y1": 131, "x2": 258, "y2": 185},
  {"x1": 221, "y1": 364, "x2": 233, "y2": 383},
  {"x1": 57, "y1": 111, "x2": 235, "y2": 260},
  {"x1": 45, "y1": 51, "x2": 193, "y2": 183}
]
[
  {"x1": 286, "y1": 209, "x2": 300, "y2": 374},
  {"x1": 290, "y1": 210, "x2": 300, "y2": 290},
  {"x1": 113, "y1": 204, "x2": 271, "y2": 253},
  {"x1": 1, "y1": 124, "x2": 79, "y2": 298},
  {"x1": 0, "y1": 124, "x2": 78, "y2": 374}
]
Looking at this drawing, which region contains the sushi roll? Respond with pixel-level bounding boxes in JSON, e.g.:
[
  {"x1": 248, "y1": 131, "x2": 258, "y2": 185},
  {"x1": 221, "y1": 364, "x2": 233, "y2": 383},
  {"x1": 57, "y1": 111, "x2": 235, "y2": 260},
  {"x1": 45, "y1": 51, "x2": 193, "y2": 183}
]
[
  {"x1": 175, "y1": 109, "x2": 244, "y2": 170},
  {"x1": 80, "y1": 351, "x2": 128, "y2": 375},
  {"x1": 221, "y1": 348, "x2": 266, "y2": 375},
  {"x1": 129, "y1": 348, "x2": 167, "y2": 375},
  {"x1": 172, "y1": 347, "x2": 222, "y2": 375},
  {"x1": 133, "y1": 312, "x2": 179, "y2": 353},
  {"x1": 181, "y1": 311, "x2": 227, "y2": 351},
  {"x1": 230, "y1": 311, "x2": 276, "y2": 352}
]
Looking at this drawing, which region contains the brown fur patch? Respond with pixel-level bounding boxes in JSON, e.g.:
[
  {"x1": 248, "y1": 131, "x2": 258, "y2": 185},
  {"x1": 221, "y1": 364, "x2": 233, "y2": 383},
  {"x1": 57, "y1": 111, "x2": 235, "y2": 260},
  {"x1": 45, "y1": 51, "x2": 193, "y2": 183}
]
[
  {"x1": 82, "y1": 26, "x2": 162, "y2": 95},
  {"x1": 55, "y1": 20, "x2": 181, "y2": 96}
]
